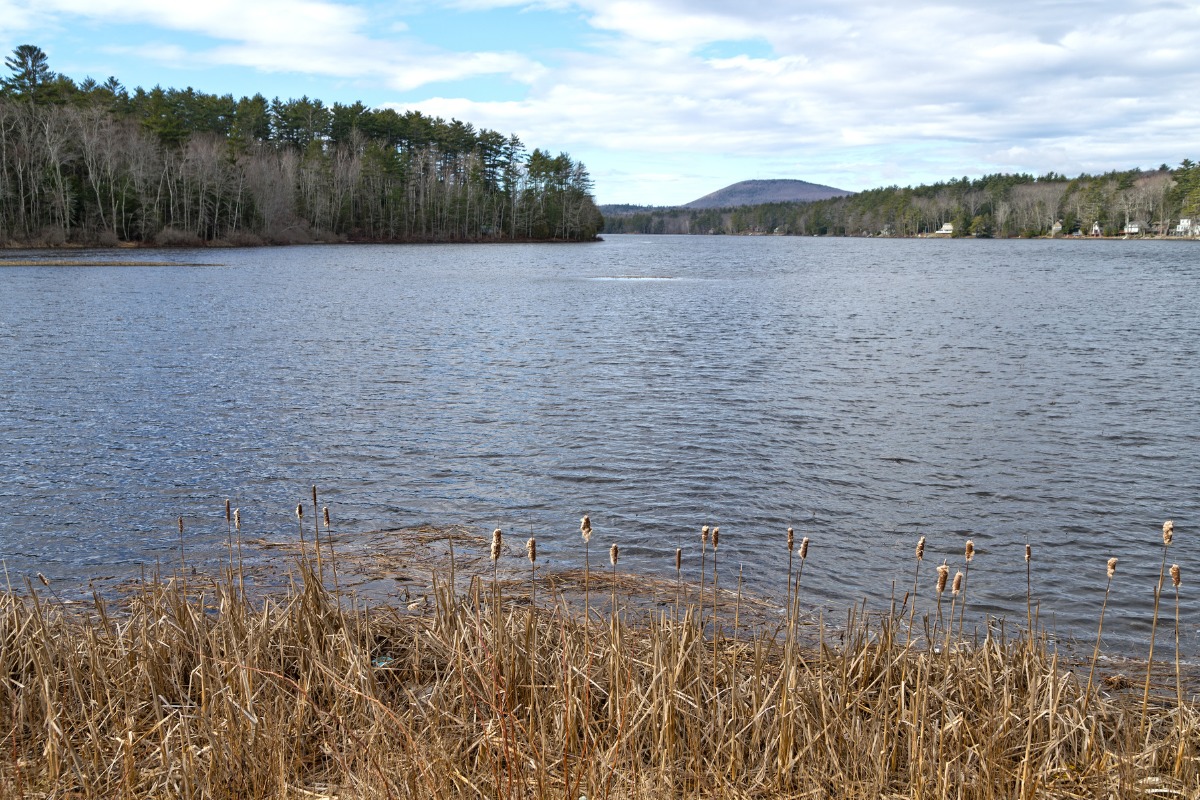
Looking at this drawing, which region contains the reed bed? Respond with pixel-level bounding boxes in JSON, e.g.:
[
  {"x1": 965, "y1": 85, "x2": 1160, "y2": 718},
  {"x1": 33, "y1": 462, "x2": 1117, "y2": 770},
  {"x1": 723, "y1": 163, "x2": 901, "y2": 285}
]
[{"x1": 1, "y1": 518, "x2": 1197, "y2": 799}]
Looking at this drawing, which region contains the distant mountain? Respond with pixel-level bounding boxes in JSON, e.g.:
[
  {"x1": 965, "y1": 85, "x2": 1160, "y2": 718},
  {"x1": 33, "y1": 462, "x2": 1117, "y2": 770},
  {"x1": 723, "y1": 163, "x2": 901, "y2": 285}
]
[{"x1": 684, "y1": 179, "x2": 852, "y2": 209}]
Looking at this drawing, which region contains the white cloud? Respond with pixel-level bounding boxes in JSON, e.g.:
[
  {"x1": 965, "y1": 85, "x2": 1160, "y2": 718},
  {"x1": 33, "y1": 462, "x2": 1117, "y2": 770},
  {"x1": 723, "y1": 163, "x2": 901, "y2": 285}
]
[{"x1": 20, "y1": 0, "x2": 542, "y2": 90}]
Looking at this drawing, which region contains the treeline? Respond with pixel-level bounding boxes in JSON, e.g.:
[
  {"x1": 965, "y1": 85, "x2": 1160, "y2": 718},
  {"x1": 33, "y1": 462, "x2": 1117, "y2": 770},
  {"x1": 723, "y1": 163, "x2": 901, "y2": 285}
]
[
  {"x1": 0, "y1": 45, "x2": 602, "y2": 247},
  {"x1": 605, "y1": 164, "x2": 1200, "y2": 238}
]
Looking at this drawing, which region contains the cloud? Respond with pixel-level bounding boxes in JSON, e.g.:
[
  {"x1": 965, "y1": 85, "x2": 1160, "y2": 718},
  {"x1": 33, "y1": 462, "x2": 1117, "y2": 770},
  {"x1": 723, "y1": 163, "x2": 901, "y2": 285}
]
[{"x1": 23, "y1": 0, "x2": 542, "y2": 90}]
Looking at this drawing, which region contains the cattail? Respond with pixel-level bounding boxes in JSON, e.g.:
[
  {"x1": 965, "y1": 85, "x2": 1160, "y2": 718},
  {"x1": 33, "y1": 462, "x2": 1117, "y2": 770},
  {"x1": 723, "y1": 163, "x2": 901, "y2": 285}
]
[
  {"x1": 799, "y1": 536, "x2": 809, "y2": 559},
  {"x1": 234, "y1": 508, "x2": 241, "y2": 531},
  {"x1": 916, "y1": 536, "x2": 926, "y2": 561},
  {"x1": 37, "y1": 573, "x2": 49, "y2": 587},
  {"x1": 610, "y1": 543, "x2": 619, "y2": 566},
  {"x1": 178, "y1": 516, "x2": 184, "y2": 535},
  {"x1": 702, "y1": 524, "x2": 710, "y2": 544},
  {"x1": 787, "y1": 527, "x2": 794, "y2": 551},
  {"x1": 1107, "y1": 557, "x2": 1118, "y2": 578},
  {"x1": 711, "y1": 526, "x2": 720, "y2": 550},
  {"x1": 675, "y1": 548, "x2": 682, "y2": 571},
  {"x1": 296, "y1": 503, "x2": 303, "y2": 520},
  {"x1": 964, "y1": 540, "x2": 975, "y2": 563},
  {"x1": 526, "y1": 537, "x2": 536, "y2": 563},
  {"x1": 952, "y1": 571, "x2": 963, "y2": 595},
  {"x1": 323, "y1": 506, "x2": 330, "y2": 528},
  {"x1": 1171, "y1": 563, "x2": 1181, "y2": 588},
  {"x1": 1163, "y1": 520, "x2": 1174, "y2": 546},
  {"x1": 581, "y1": 515, "x2": 592, "y2": 543},
  {"x1": 225, "y1": 499, "x2": 231, "y2": 522},
  {"x1": 936, "y1": 562, "x2": 949, "y2": 594},
  {"x1": 1025, "y1": 543, "x2": 1031, "y2": 562},
  {"x1": 490, "y1": 528, "x2": 502, "y2": 561}
]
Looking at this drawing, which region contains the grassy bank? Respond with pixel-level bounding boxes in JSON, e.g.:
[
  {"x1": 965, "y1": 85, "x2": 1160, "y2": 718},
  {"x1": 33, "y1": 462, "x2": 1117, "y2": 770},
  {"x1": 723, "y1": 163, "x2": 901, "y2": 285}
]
[{"x1": 1, "y1": 519, "x2": 1195, "y2": 798}]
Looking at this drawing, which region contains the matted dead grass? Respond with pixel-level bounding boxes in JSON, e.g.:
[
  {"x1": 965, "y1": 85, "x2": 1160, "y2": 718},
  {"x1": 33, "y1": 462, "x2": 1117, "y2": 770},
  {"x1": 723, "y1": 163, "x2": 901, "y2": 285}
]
[{"x1": 2, "y1": 521, "x2": 1196, "y2": 799}]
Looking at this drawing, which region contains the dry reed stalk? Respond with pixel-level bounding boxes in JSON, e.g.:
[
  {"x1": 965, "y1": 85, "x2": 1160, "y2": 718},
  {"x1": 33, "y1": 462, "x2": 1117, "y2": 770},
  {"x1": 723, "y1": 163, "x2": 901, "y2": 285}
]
[
  {"x1": 225, "y1": 499, "x2": 233, "y2": 575},
  {"x1": 935, "y1": 561, "x2": 949, "y2": 632},
  {"x1": 610, "y1": 543, "x2": 619, "y2": 618},
  {"x1": 311, "y1": 485, "x2": 325, "y2": 581},
  {"x1": 946, "y1": 571, "x2": 963, "y2": 654},
  {"x1": 295, "y1": 502, "x2": 307, "y2": 566},
  {"x1": 322, "y1": 505, "x2": 339, "y2": 597},
  {"x1": 786, "y1": 527, "x2": 795, "y2": 633},
  {"x1": 675, "y1": 547, "x2": 682, "y2": 621},
  {"x1": 792, "y1": 536, "x2": 809, "y2": 631},
  {"x1": 177, "y1": 515, "x2": 185, "y2": 574},
  {"x1": 1172, "y1": 562, "x2": 1184, "y2": 777},
  {"x1": 234, "y1": 507, "x2": 244, "y2": 594},
  {"x1": 906, "y1": 535, "x2": 926, "y2": 648},
  {"x1": 1141, "y1": 520, "x2": 1174, "y2": 738},
  {"x1": 711, "y1": 526, "x2": 720, "y2": 685},
  {"x1": 699, "y1": 524, "x2": 710, "y2": 625},
  {"x1": 1025, "y1": 542, "x2": 1032, "y2": 634},
  {"x1": 1084, "y1": 557, "x2": 1118, "y2": 715},
  {"x1": 957, "y1": 539, "x2": 974, "y2": 636}
]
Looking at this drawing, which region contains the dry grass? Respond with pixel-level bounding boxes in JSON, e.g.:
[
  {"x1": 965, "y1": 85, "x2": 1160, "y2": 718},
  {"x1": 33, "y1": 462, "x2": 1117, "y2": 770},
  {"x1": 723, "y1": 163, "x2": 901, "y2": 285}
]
[{"x1": 2, "y1": 526, "x2": 1198, "y2": 799}]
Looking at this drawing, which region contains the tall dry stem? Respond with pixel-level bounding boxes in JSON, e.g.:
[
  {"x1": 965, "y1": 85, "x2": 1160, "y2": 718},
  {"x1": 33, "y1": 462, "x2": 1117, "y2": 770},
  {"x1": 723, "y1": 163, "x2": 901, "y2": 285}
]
[
  {"x1": 1140, "y1": 520, "x2": 1173, "y2": 737},
  {"x1": 1084, "y1": 557, "x2": 1117, "y2": 714},
  {"x1": 957, "y1": 539, "x2": 974, "y2": 637}
]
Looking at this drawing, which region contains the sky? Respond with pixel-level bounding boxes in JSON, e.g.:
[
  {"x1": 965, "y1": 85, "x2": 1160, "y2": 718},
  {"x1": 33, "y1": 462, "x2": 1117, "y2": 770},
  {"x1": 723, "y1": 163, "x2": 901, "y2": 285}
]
[{"x1": 3, "y1": 0, "x2": 1200, "y2": 206}]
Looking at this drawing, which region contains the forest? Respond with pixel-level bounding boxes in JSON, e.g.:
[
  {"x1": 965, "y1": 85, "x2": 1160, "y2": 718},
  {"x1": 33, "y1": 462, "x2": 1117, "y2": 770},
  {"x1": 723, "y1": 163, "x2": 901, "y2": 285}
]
[
  {"x1": 0, "y1": 45, "x2": 603, "y2": 247},
  {"x1": 605, "y1": 163, "x2": 1200, "y2": 238}
]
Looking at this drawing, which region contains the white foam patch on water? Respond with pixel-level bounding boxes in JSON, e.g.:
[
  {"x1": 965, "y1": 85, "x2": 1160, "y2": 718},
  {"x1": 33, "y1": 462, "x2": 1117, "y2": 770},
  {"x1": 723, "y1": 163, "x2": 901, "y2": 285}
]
[{"x1": 589, "y1": 275, "x2": 675, "y2": 281}]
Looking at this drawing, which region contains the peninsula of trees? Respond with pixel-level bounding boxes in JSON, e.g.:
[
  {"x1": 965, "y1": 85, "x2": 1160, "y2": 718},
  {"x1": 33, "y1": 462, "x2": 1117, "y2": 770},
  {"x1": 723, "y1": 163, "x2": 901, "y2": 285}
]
[
  {"x1": 0, "y1": 45, "x2": 603, "y2": 247},
  {"x1": 604, "y1": 164, "x2": 1200, "y2": 238}
]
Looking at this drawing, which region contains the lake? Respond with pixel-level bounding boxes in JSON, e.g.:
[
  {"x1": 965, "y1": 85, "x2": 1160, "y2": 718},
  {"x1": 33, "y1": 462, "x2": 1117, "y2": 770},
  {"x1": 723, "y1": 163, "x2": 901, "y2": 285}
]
[{"x1": 1, "y1": 235, "x2": 1198, "y2": 654}]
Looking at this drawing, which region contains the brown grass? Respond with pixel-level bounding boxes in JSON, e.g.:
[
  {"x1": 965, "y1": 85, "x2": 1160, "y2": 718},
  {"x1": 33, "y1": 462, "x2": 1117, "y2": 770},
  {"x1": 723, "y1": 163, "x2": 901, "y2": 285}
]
[{"x1": 1, "y1": 523, "x2": 1196, "y2": 799}]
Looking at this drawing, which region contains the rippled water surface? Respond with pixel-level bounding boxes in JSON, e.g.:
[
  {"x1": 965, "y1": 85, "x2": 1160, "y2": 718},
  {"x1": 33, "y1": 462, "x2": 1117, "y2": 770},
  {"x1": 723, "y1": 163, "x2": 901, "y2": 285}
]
[{"x1": 2, "y1": 236, "x2": 1198, "y2": 652}]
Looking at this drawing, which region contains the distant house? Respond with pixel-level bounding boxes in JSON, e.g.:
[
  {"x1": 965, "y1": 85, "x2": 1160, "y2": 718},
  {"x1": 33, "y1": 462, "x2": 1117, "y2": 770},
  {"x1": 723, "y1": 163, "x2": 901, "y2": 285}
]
[
  {"x1": 1124, "y1": 219, "x2": 1149, "y2": 235},
  {"x1": 1091, "y1": 221, "x2": 1102, "y2": 236},
  {"x1": 932, "y1": 222, "x2": 954, "y2": 236},
  {"x1": 1051, "y1": 220, "x2": 1063, "y2": 235},
  {"x1": 1175, "y1": 218, "x2": 1195, "y2": 236}
]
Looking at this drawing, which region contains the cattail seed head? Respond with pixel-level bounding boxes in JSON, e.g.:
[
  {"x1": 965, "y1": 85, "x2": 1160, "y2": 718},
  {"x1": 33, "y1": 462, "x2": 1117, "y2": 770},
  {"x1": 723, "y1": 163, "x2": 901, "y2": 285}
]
[
  {"x1": 296, "y1": 503, "x2": 303, "y2": 520},
  {"x1": 675, "y1": 548, "x2": 682, "y2": 571},
  {"x1": 915, "y1": 536, "x2": 926, "y2": 562},
  {"x1": 323, "y1": 506, "x2": 330, "y2": 528},
  {"x1": 1163, "y1": 520, "x2": 1174, "y2": 546},
  {"x1": 1025, "y1": 543, "x2": 1031, "y2": 562},
  {"x1": 711, "y1": 526, "x2": 720, "y2": 549},
  {"x1": 800, "y1": 536, "x2": 809, "y2": 560},
  {"x1": 178, "y1": 516, "x2": 183, "y2": 535},
  {"x1": 702, "y1": 525, "x2": 710, "y2": 544},
  {"x1": 787, "y1": 527, "x2": 794, "y2": 551},
  {"x1": 234, "y1": 508, "x2": 241, "y2": 531},
  {"x1": 936, "y1": 562, "x2": 949, "y2": 594},
  {"x1": 526, "y1": 537, "x2": 536, "y2": 563},
  {"x1": 581, "y1": 515, "x2": 592, "y2": 543},
  {"x1": 1171, "y1": 563, "x2": 1181, "y2": 588},
  {"x1": 964, "y1": 540, "x2": 975, "y2": 563},
  {"x1": 610, "y1": 543, "x2": 619, "y2": 566},
  {"x1": 952, "y1": 571, "x2": 963, "y2": 595},
  {"x1": 225, "y1": 499, "x2": 231, "y2": 522},
  {"x1": 491, "y1": 528, "x2": 502, "y2": 561},
  {"x1": 1107, "y1": 557, "x2": 1117, "y2": 578},
  {"x1": 312, "y1": 485, "x2": 318, "y2": 505},
  {"x1": 37, "y1": 573, "x2": 49, "y2": 587}
]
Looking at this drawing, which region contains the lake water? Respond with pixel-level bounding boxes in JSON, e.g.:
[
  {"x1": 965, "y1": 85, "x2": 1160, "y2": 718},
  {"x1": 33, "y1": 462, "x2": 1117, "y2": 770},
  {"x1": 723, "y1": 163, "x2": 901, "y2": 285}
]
[{"x1": 2, "y1": 236, "x2": 1198, "y2": 654}]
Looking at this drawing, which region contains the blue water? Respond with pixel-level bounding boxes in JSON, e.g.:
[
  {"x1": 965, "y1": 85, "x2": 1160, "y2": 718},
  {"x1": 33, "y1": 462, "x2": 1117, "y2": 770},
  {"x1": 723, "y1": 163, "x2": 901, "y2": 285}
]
[{"x1": 1, "y1": 236, "x2": 1198, "y2": 654}]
